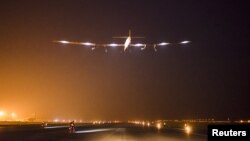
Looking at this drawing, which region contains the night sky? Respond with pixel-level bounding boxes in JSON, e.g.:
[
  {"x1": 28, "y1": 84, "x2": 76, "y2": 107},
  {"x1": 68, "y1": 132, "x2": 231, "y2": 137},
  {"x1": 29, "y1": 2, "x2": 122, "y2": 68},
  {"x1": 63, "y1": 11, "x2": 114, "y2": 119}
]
[{"x1": 0, "y1": 0, "x2": 249, "y2": 120}]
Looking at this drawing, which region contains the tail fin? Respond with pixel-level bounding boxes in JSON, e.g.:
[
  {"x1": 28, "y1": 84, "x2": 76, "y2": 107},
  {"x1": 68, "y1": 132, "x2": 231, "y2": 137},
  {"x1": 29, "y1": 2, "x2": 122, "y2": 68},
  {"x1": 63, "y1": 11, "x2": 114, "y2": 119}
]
[
  {"x1": 129, "y1": 30, "x2": 144, "y2": 38},
  {"x1": 113, "y1": 30, "x2": 145, "y2": 38},
  {"x1": 129, "y1": 29, "x2": 131, "y2": 37}
]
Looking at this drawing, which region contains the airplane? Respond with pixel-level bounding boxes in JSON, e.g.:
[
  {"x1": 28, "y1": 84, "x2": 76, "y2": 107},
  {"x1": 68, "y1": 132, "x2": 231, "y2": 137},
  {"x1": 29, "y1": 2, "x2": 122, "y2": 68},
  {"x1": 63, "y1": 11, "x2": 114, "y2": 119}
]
[{"x1": 53, "y1": 30, "x2": 190, "y2": 52}]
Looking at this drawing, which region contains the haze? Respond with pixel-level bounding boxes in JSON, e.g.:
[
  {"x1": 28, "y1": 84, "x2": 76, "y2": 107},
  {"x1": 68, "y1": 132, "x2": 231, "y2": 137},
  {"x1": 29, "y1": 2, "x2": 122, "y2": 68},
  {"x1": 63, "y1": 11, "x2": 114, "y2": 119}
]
[{"x1": 0, "y1": 0, "x2": 249, "y2": 121}]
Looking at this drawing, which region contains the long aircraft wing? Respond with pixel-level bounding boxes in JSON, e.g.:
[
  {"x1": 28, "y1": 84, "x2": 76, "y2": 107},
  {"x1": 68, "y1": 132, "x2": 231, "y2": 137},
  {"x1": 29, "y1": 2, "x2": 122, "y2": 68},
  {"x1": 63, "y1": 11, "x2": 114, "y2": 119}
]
[
  {"x1": 53, "y1": 40, "x2": 124, "y2": 47},
  {"x1": 130, "y1": 41, "x2": 190, "y2": 51},
  {"x1": 53, "y1": 40, "x2": 190, "y2": 52}
]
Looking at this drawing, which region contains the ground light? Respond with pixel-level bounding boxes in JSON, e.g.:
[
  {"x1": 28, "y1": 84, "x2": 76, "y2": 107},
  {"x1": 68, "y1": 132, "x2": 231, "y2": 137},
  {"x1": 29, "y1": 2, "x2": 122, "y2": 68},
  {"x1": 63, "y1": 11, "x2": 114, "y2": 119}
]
[
  {"x1": 184, "y1": 124, "x2": 192, "y2": 134},
  {"x1": 156, "y1": 123, "x2": 162, "y2": 130}
]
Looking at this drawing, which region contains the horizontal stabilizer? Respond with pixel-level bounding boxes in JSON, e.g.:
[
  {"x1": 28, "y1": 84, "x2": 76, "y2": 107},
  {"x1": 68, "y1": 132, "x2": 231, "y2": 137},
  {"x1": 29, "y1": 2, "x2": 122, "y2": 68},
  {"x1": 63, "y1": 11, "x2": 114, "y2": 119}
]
[
  {"x1": 131, "y1": 37, "x2": 145, "y2": 39},
  {"x1": 113, "y1": 36, "x2": 145, "y2": 39},
  {"x1": 113, "y1": 36, "x2": 128, "y2": 38}
]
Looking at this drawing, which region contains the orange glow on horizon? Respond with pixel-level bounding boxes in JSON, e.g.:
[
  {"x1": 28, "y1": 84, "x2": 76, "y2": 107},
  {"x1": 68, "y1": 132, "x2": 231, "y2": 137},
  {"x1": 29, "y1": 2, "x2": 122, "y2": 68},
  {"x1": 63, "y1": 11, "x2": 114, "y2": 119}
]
[{"x1": 0, "y1": 111, "x2": 5, "y2": 117}]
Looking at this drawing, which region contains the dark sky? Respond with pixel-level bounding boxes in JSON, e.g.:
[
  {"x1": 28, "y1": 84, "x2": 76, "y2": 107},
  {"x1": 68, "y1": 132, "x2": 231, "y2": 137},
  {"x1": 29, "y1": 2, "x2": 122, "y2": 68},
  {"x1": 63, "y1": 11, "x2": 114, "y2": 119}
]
[{"x1": 0, "y1": 0, "x2": 249, "y2": 120}]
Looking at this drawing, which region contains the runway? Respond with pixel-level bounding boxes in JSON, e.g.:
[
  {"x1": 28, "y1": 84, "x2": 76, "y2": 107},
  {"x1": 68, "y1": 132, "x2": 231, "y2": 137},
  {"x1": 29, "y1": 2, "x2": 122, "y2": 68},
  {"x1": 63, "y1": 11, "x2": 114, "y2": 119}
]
[{"x1": 0, "y1": 123, "x2": 206, "y2": 141}]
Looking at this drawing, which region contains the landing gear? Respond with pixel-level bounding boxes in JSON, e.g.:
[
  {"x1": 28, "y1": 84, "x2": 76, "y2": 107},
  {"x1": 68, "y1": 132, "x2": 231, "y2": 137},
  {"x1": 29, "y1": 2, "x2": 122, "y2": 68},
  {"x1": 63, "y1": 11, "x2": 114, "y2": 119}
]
[{"x1": 69, "y1": 121, "x2": 75, "y2": 133}]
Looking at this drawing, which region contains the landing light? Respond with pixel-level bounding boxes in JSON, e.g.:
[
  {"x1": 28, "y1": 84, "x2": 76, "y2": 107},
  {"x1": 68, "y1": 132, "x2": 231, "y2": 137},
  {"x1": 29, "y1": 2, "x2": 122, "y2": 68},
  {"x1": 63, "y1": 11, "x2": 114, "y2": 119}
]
[
  {"x1": 108, "y1": 43, "x2": 118, "y2": 47},
  {"x1": 158, "y1": 42, "x2": 169, "y2": 46},
  {"x1": 59, "y1": 40, "x2": 70, "y2": 44},
  {"x1": 180, "y1": 41, "x2": 190, "y2": 44},
  {"x1": 134, "y1": 43, "x2": 145, "y2": 47},
  {"x1": 81, "y1": 42, "x2": 95, "y2": 46}
]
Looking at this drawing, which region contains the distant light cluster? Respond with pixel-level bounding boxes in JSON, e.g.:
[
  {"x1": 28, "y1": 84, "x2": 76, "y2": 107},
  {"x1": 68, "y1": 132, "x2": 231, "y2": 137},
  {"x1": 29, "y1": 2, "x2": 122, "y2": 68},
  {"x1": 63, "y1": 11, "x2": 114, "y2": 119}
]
[{"x1": 0, "y1": 110, "x2": 16, "y2": 121}]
